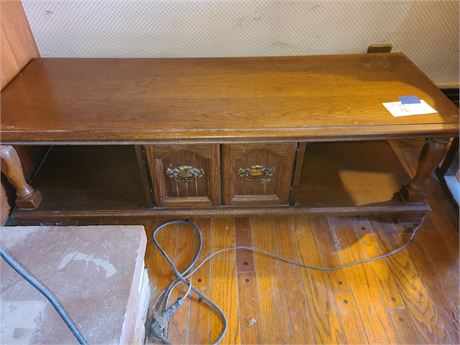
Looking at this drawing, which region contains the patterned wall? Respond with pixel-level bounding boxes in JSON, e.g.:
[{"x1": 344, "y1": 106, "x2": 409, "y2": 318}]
[{"x1": 23, "y1": 0, "x2": 459, "y2": 86}]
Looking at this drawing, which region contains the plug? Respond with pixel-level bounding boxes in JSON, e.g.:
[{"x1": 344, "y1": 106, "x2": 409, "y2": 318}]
[{"x1": 151, "y1": 311, "x2": 169, "y2": 337}]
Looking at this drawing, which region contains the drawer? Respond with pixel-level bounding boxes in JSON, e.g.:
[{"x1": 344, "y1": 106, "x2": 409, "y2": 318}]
[
  {"x1": 145, "y1": 145, "x2": 221, "y2": 207},
  {"x1": 223, "y1": 143, "x2": 297, "y2": 205}
]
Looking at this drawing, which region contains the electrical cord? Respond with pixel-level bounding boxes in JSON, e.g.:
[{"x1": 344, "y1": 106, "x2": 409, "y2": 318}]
[
  {"x1": 149, "y1": 217, "x2": 424, "y2": 345},
  {"x1": 0, "y1": 244, "x2": 88, "y2": 345}
]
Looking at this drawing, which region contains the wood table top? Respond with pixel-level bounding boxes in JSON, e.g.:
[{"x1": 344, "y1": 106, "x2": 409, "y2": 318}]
[{"x1": 1, "y1": 53, "x2": 458, "y2": 144}]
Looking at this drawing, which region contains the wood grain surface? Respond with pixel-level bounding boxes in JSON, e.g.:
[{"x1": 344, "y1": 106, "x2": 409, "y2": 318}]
[{"x1": 1, "y1": 53, "x2": 458, "y2": 143}]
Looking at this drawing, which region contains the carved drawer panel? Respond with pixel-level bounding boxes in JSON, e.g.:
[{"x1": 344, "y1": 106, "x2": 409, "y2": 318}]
[
  {"x1": 145, "y1": 145, "x2": 220, "y2": 207},
  {"x1": 223, "y1": 143, "x2": 297, "y2": 205}
]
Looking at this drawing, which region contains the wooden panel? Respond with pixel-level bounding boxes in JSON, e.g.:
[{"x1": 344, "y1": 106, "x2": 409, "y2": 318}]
[
  {"x1": 223, "y1": 143, "x2": 296, "y2": 205},
  {"x1": 0, "y1": 0, "x2": 38, "y2": 89},
  {"x1": 145, "y1": 144, "x2": 220, "y2": 207},
  {"x1": 1, "y1": 54, "x2": 458, "y2": 143}
]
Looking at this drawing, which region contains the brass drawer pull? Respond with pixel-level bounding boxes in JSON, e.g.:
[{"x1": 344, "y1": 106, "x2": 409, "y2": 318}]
[
  {"x1": 166, "y1": 166, "x2": 205, "y2": 182},
  {"x1": 238, "y1": 164, "x2": 275, "y2": 181}
]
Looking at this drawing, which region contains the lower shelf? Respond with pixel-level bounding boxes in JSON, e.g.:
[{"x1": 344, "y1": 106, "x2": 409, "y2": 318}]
[
  {"x1": 27, "y1": 145, "x2": 149, "y2": 210},
  {"x1": 296, "y1": 140, "x2": 412, "y2": 207},
  {"x1": 12, "y1": 140, "x2": 427, "y2": 224}
]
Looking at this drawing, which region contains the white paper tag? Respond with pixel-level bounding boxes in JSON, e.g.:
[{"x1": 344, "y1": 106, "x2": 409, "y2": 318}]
[{"x1": 383, "y1": 100, "x2": 437, "y2": 117}]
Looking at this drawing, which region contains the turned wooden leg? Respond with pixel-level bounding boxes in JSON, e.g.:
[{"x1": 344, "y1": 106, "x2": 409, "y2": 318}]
[
  {"x1": 0, "y1": 145, "x2": 42, "y2": 209},
  {"x1": 400, "y1": 138, "x2": 449, "y2": 202}
]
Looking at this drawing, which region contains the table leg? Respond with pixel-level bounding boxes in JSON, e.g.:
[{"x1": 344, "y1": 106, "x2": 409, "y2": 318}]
[
  {"x1": 400, "y1": 138, "x2": 449, "y2": 202},
  {"x1": 0, "y1": 145, "x2": 42, "y2": 209}
]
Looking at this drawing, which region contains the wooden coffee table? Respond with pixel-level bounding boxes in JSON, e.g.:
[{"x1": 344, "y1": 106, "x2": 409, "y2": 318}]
[{"x1": 1, "y1": 53, "x2": 458, "y2": 224}]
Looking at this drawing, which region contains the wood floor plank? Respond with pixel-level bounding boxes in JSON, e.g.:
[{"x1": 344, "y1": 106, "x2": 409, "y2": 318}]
[
  {"x1": 235, "y1": 217, "x2": 263, "y2": 344},
  {"x1": 370, "y1": 220, "x2": 451, "y2": 344},
  {"x1": 402, "y1": 225, "x2": 460, "y2": 343},
  {"x1": 349, "y1": 218, "x2": 425, "y2": 344},
  {"x1": 273, "y1": 217, "x2": 316, "y2": 344},
  {"x1": 189, "y1": 218, "x2": 212, "y2": 345},
  {"x1": 210, "y1": 218, "x2": 240, "y2": 345},
  {"x1": 235, "y1": 217, "x2": 255, "y2": 273},
  {"x1": 145, "y1": 221, "x2": 181, "y2": 344},
  {"x1": 251, "y1": 216, "x2": 292, "y2": 344},
  {"x1": 237, "y1": 272, "x2": 263, "y2": 344},
  {"x1": 312, "y1": 216, "x2": 369, "y2": 345},
  {"x1": 387, "y1": 307, "x2": 426, "y2": 344},
  {"x1": 414, "y1": 216, "x2": 459, "y2": 307},
  {"x1": 348, "y1": 218, "x2": 406, "y2": 309},
  {"x1": 293, "y1": 215, "x2": 346, "y2": 344},
  {"x1": 425, "y1": 198, "x2": 459, "y2": 260},
  {"x1": 167, "y1": 221, "x2": 201, "y2": 344},
  {"x1": 328, "y1": 217, "x2": 399, "y2": 344},
  {"x1": 147, "y1": 221, "x2": 178, "y2": 292}
]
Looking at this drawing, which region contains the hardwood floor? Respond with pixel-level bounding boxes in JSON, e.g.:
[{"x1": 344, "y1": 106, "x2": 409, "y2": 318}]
[
  {"x1": 141, "y1": 139, "x2": 459, "y2": 345},
  {"x1": 143, "y1": 212, "x2": 458, "y2": 344}
]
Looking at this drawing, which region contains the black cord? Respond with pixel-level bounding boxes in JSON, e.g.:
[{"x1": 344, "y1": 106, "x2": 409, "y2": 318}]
[{"x1": 0, "y1": 244, "x2": 88, "y2": 345}]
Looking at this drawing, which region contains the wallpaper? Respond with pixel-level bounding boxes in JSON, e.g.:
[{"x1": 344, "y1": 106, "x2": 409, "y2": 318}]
[{"x1": 23, "y1": 0, "x2": 459, "y2": 85}]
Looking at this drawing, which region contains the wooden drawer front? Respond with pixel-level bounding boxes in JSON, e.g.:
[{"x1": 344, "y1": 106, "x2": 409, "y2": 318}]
[
  {"x1": 146, "y1": 145, "x2": 220, "y2": 207},
  {"x1": 223, "y1": 143, "x2": 296, "y2": 205}
]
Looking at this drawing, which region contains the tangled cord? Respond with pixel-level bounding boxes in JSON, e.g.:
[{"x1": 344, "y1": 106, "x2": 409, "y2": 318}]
[{"x1": 149, "y1": 218, "x2": 423, "y2": 345}]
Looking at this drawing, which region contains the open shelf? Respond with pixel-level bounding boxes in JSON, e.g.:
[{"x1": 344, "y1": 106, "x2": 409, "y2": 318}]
[
  {"x1": 28, "y1": 146, "x2": 149, "y2": 211},
  {"x1": 12, "y1": 141, "x2": 428, "y2": 224},
  {"x1": 296, "y1": 141, "x2": 412, "y2": 207}
]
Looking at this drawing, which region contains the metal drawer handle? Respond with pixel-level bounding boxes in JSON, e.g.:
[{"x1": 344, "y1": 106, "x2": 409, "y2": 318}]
[
  {"x1": 237, "y1": 164, "x2": 275, "y2": 181},
  {"x1": 166, "y1": 166, "x2": 205, "y2": 182}
]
